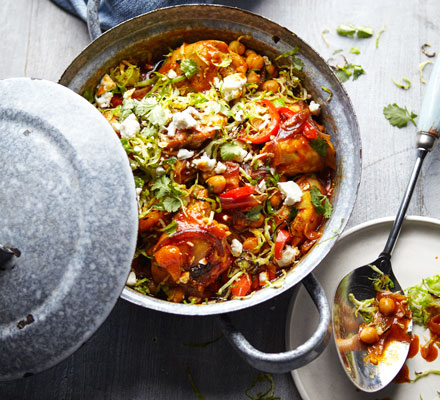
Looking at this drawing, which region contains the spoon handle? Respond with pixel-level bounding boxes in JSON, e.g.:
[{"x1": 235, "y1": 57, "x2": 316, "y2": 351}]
[{"x1": 381, "y1": 58, "x2": 440, "y2": 257}]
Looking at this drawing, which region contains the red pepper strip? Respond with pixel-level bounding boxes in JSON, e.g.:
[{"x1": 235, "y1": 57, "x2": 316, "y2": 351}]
[
  {"x1": 219, "y1": 185, "x2": 255, "y2": 200},
  {"x1": 232, "y1": 274, "x2": 251, "y2": 297},
  {"x1": 274, "y1": 229, "x2": 290, "y2": 260},
  {"x1": 110, "y1": 95, "x2": 123, "y2": 107},
  {"x1": 302, "y1": 121, "x2": 318, "y2": 140},
  {"x1": 428, "y1": 314, "x2": 440, "y2": 335},
  {"x1": 244, "y1": 99, "x2": 280, "y2": 144}
]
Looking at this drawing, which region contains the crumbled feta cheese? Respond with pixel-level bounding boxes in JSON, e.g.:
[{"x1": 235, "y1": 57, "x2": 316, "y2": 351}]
[
  {"x1": 221, "y1": 73, "x2": 247, "y2": 102},
  {"x1": 243, "y1": 151, "x2": 253, "y2": 162},
  {"x1": 120, "y1": 113, "x2": 140, "y2": 139},
  {"x1": 213, "y1": 77, "x2": 222, "y2": 89},
  {"x1": 126, "y1": 271, "x2": 137, "y2": 286},
  {"x1": 214, "y1": 161, "x2": 227, "y2": 174},
  {"x1": 231, "y1": 239, "x2": 243, "y2": 257},
  {"x1": 111, "y1": 121, "x2": 121, "y2": 133},
  {"x1": 133, "y1": 145, "x2": 141, "y2": 153},
  {"x1": 278, "y1": 181, "x2": 303, "y2": 206},
  {"x1": 276, "y1": 245, "x2": 299, "y2": 267},
  {"x1": 192, "y1": 153, "x2": 216, "y2": 171},
  {"x1": 156, "y1": 167, "x2": 165, "y2": 176},
  {"x1": 95, "y1": 91, "x2": 113, "y2": 108},
  {"x1": 167, "y1": 69, "x2": 177, "y2": 79},
  {"x1": 309, "y1": 100, "x2": 321, "y2": 115},
  {"x1": 235, "y1": 109, "x2": 245, "y2": 122},
  {"x1": 234, "y1": 147, "x2": 248, "y2": 162},
  {"x1": 167, "y1": 107, "x2": 198, "y2": 137},
  {"x1": 135, "y1": 187, "x2": 142, "y2": 195},
  {"x1": 257, "y1": 179, "x2": 267, "y2": 193},
  {"x1": 259, "y1": 271, "x2": 269, "y2": 283},
  {"x1": 177, "y1": 148, "x2": 194, "y2": 160},
  {"x1": 123, "y1": 88, "x2": 135, "y2": 99}
]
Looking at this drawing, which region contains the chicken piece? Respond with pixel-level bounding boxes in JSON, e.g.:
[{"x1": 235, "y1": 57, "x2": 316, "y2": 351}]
[{"x1": 158, "y1": 40, "x2": 247, "y2": 93}]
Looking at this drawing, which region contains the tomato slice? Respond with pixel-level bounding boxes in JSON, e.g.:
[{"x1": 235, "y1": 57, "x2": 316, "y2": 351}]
[
  {"x1": 244, "y1": 99, "x2": 280, "y2": 144},
  {"x1": 274, "y1": 229, "x2": 290, "y2": 259},
  {"x1": 231, "y1": 274, "x2": 251, "y2": 297},
  {"x1": 302, "y1": 121, "x2": 318, "y2": 140},
  {"x1": 219, "y1": 185, "x2": 255, "y2": 200}
]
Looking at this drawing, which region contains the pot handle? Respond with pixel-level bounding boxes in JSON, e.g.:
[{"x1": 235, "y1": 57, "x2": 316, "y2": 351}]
[
  {"x1": 217, "y1": 272, "x2": 331, "y2": 373},
  {"x1": 87, "y1": 0, "x2": 102, "y2": 41}
]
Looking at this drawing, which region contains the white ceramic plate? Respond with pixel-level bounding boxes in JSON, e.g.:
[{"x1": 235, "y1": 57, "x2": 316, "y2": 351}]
[{"x1": 286, "y1": 216, "x2": 440, "y2": 400}]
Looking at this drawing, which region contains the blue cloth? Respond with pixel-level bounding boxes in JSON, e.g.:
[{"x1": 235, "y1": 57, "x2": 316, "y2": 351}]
[{"x1": 51, "y1": 0, "x2": 216, "y2": 31}]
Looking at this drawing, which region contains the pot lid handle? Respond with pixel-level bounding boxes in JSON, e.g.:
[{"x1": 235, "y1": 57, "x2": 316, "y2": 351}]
[{"x1": 87, "y1": 0, "x2": 102, "y2": 41}]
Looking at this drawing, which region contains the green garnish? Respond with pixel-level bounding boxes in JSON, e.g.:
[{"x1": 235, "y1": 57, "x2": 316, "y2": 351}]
[
  {"x1": 392, "y1": 77, "x2": 411, "y2": 90},
  {"x1": 406, "y1": 275, "x2": 440, "y2": 325},
  {"x1": 419, "y1": 60, "x2": 433, "y2": 84},
  {"x1": 287, "y1": 207, "x2": 299, "y2": 222},
  {"x1": 334, "y1": 64, "x2": 365, "y2": 82},
  {"x1": 245, "y1": 373, "x2": 280, "y2": 400},
  {"x1": 369, "y1": 264, "x2": 394, "y2": 291},
  {"x1": 383, "y1": 103, "x2": 417, "y2": 128},
  {"x1": 246, "y1": 205, "x2": 263, "y2": 221},
  {"x1": 321, "y1": 86, "x2": 333, "y2": 102},
  {"x1": 350, "y1": 47, "x2": 360, "y2": 55},
  {"x1": 356, "y1": 25, "x2": 374, "y2": 38},
  {"x1": 336, "y1": 24, "x2": 356, "y2": 37},
  {"x1": 423, "y1": 275, "x2": 440, "y2": 296},
  {"x1": 309, "y1": 137, "x2": 329, "y2": 157},
  {"x1": 135, "y1": 97, "x2": 169, "y2": 126},
  {"x1": 352, "y1": 65, "x2": 365, "y2": 80},
  {"x1": 275, "y1": 47, "x2": 299, "y2": 60},
  {"x1": 421, "y1": 43, "x2": 436, "y2": 58},
  {"x1": 187, "y1": 368, "x2": 205, "y2": 400},
  {"x1": 151, "y1": 175, "x2": 186, "y2": 212},
  {"x1": 181, "y1": 58, "x2": 199, "y2": 79},
  {"x1": 220, "y1": 142, "x2": 245, "y2": 161},
  {"x1": 83, "y1": 87, "x2": 94, "y2": 103},
  {"x1": 111, "y1": 63, "x2": 140, "y2": 90},
  {"x1": 348, "y1": 293, "x2": 377, "y2": 323},
  {"x1": 275, "y1": 47, "x2": 304, "y2": 71},
  {"x1": 376, "y1": 25, "x2": 386, "y2": 48},
  {"x1": 411, "y1": 369, "x2": 440, "y2": 383},
  {"x1": 161, "y1": 219, "x2": 177, "y2": 235},
  {"x1": 321, "y1": 29, "x2": 330, "y2": 47},
  {"x1": 310, "y1": 185, "x2": 333, "y2": 218},
  {"x1": 333, "y1": 49, "x2": 344, "y2": 55},
  {"x1": 271, "y1": 98, "x2": 286, "y2": 108}
]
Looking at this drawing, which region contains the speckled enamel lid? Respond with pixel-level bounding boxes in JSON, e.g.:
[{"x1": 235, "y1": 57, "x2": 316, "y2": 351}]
[{"x1": 0, "y1": 78, "x2": 138, "y2": 381}]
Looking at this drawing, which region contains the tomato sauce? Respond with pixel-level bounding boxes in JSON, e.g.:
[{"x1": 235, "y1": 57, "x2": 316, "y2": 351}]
[{"x1": 407, "y1": 334, "x2": 419, "y2": 358}]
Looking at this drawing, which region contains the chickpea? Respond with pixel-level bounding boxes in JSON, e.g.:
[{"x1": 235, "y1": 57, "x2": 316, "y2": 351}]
[
  {"x1": 247, "y1": 70, "x2": 261, "y2": 84},
  {"x1": 154, "y1": 245, "x2": 184, "y2": 281},
  {"x1": 262, "y1": 80, "x2": 280, "y2": 93},
  {"x1": 206, "y1": 175, "x2": 226, "y2": 194},
  {"x1": 266, "y1": 64, "x2": 278, "y2": 78},
  {"x1": 243, "y1": 237, "x2": 259, "y2": 253},
  {"x1": 359, "y1": 326, "x2": 379, "y2": 344},
  {"x1": 246, "y1": 53, "x2": 265, "y2": 70},
  {"x1": 244, "y1": 49, "x2": 256, "y2": 57},
  {"x1": 379, "y1": 297, "x2": 396, "y2": 316},
  {"x1": 228, "y1": 40, "x2": 246, "y2": 55},
  {"x1": 270, "y1": 192, "x2": 283, "y2": 208}
]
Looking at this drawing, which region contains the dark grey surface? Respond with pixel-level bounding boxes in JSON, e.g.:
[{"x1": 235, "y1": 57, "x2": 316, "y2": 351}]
[{"x1": 0, "y1": 289, "x2": 301, "y2": 399}]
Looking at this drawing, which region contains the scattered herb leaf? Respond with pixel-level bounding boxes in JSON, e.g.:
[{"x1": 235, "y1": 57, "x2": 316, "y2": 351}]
[
  {"x1": 245, "y1": 373, "x2": 280, "y2": 400},
  {"x1": 411, "y1": 369, "x2": 440, "y2": 383},
  {"x1": 83, "y1": 87, "x2": 94, "y2": 103},
  {"x1": 356, "y1": 25, "x2": 374, "y2": 38},
  {"x1": 181, "y1": 58, "x2": 199, "y2": 79},
  {"x1": 336, "y1": 24, "x2": 356, "y2": 37},
  {"x1": 350, "y1": 47, "x2": 360, "y2": 55},
  {"x1": 310, "y1": 186, "x2": 333, "y2": 218},
  {"x1": 162, "y1": 196, "x2": 182, "y2": 213},
  {"x1": 422, "y1": 43, "x2": 436, "y2": 58},
  {"x1": 246, "y1": 205, "x2": 263, "y2": 221},
  {"x1": 352, "y1": 65, "x2": 365, "y2": 80},
  {"x1": 333, "y1": 49, "x2": 344, "y2": 55},
  {"x1": 287, "y1": 207, "x2": 299, "y2": 222},
  {"x1": 392, "y1": 77, "x2": 411, "y2": 90},
  {"x1": 220, "y1": 142, "x2": 244, "y2": 161},
  {"x1": 321, "y1": 86, "x2": 333, "y2": 102},
  {"x1": 376, "y1": 25, "x2": 386, "y2": 48},
  {"x1": 275, "y1": 47, "x2": 299, "y2": 60},
  {"x1": 275, "y1": 47, "x2": 304, "y2": 71},
  {"x1": 187, "y1": 368, "x2": 205, "y2": 400},
  {"x1": 419, "y1": 60, "x2": 434, "y2": 84},
  {"x1": 383, "y1": 103, "x2": 417, "y2": 128},
  {"x1": 309, "y1": 136, "x2": 329, "y2": 156}
]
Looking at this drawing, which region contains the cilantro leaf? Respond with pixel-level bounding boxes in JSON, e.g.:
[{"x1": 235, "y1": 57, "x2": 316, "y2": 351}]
[
  {"x1": 336, "y1": 24, "x2": 356, "y2": 36},
  {"x1": 275, "y1": 47, "x2": 304, "y2": 71},
  {"x1": 220, "y1": 142, "x2": 244, "y2": 161},
  {"x1": 383, "y1": 103, "x2": 417, "y2": 128},
  {"x1": 350, "y1": 47, "x2": 360, "y2": 55},
  {"x1": 310, "y1": 186, "x2": 333, "y2": 218},
  {"x1": 291, "y1": 56, "x2": 304, "y2": 71},
  {"x1": 334, "y1": 69, "x2": 350, "y2": 82},
  {"x1": 162, "y1": 197, "x2": 181, "y2": 213},
  {"x1": 287, "y1": 207, "x2": 299, "y2": 222},
  {"x1": 246, "y1": 205, "x2": 263, "y2": 221},
  {"x1": 181, "y1": 59, "x2": 198, "y2": 79},
  {"x1": 135, "y1": 97, "x2": 157, "y2": 117},
  {"x1": 309, "y1": 137, "x2": 328, "y2": 157},
  {"x1": 83, "y1": 87, "x2": 94, "y2": 103},
  {"x1": 352, "y1": 65, "x2": 365, "y2": 80},
  {"x1": 151, "y1": 175, "x2": 171, "y2": 198},
  {"x1": 275, "y1": 47, "x2": 299, "y2": 60}
]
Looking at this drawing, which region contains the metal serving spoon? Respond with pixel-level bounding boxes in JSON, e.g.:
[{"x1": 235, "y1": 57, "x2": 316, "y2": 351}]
[{"x1": 333, "y1": 58, "x2": 440, "y2": 392}]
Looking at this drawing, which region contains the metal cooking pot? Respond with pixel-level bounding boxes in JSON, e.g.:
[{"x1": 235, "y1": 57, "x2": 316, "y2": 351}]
[{"x1": 59, "y1": 2, "x2": 361, "y2": 373}]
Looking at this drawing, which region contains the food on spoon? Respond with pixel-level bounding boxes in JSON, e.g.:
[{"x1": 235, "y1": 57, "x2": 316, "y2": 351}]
[
  {"x1": 349, "y1": 266, "x2": 412, "y2": 364},
  {"x1": 89, "y1": 38, "x2": 336, "y2": 304}
]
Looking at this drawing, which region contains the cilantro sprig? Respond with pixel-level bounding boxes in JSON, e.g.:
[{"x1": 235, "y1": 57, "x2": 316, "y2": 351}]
[
  {"x1": 151, "y1": 175, "x2": 186, "y2": 212},
  {"x1": 383, "y1": 103, "x2": 417, "y2": 128},
  {"x1": 310, "y1": 186, "x2": 333, "y2": 218},
  {"x1": 220, "y1": 142, "x2": 244, "y2": 161},
  {"x1": 309, "y1": 137, "x2": 328, "y2": 157},
  {"x1": 181, "y1": 59, "x2": 199, "y2": 79}
]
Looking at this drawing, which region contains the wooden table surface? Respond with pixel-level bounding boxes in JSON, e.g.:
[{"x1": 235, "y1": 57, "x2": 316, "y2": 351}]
[{"x1": 2, "y1": 0, "x2": 440, "y2": 398}]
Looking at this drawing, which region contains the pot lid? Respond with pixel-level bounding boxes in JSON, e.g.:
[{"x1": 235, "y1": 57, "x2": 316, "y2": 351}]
[{"x1": 0, "y1": 78, "x2": 138, "y2": 381}]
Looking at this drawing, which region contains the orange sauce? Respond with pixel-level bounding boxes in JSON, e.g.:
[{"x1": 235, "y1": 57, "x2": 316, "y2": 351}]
[
  {"x1": 421, "y1": 334, "x2": 439, "y2": 362},
  {"x1": 393, "y1": 363, "x2": 410, "y2": 384},
  {"x1": 408, "y1": 334, "x2": 419, "y2": 358}
]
